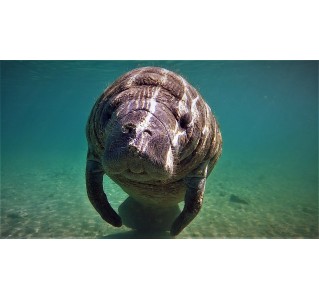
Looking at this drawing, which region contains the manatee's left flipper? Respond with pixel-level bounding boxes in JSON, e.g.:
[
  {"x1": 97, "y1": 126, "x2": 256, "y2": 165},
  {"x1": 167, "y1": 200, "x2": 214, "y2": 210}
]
[
  {"x1": 86, "y1": 159, "x2": 122, "y2": 227},
  {"x1": 170, "y1": 162, "x2": 208, "y2": 236},
  {"x1": 170, "y1": 177, "x2": 206, "y2": 236}
]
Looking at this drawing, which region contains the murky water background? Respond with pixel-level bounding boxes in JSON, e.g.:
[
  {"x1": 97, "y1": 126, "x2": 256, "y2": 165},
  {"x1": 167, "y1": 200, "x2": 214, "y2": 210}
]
[{"x1": 1, "y1": 60, "x2": 318, "y2": 238}]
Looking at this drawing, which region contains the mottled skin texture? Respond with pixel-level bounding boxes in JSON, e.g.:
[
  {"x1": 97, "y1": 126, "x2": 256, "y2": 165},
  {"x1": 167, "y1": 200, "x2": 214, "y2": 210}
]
[{"x1": 86, "y1": 67, "x2": 222, "y2": 236}]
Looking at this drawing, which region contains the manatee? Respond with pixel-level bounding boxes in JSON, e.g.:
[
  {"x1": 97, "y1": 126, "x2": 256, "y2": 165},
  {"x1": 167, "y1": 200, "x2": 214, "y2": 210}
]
[{"x1": 85, "y1": 66, "x2": 222, "y2": 236}]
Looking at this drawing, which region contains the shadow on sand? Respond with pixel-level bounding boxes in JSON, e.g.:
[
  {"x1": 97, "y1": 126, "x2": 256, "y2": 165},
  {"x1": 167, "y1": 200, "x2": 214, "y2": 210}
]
[
  {"x1": 101, "y1": 196, "x2": 181, "y2": 239},
  {"x1": 102, "y1": 230, "x2": 173, "y2": 239}
]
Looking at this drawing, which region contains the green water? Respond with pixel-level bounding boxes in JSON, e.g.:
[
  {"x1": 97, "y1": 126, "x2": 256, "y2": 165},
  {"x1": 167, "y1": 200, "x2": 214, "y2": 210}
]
[{"x1": 1, "y1": 61, "x2": 318, "y2": 238}]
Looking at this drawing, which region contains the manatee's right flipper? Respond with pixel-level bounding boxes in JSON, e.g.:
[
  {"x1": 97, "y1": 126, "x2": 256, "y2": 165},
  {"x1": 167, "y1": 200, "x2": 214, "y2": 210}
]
[{"x1": 86, "y1": 159, "x2": 122, "y2": 227}]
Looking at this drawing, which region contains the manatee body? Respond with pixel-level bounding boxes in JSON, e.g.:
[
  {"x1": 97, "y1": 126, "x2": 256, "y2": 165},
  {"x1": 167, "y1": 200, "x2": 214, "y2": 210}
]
[{"x1": 86, "y1": 67, "x2": 222, "y2": 236}]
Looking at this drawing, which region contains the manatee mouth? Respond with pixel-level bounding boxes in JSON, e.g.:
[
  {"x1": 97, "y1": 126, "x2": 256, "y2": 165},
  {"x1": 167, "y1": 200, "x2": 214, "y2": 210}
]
[
  {"x1": 125, "y1": 154, "x2": 146, "y2": 175},
  {"x1": 122, "y1": 169, "x2": 150, "y2": 181},
  {"x1": 127, "y1": 169, "x2": 146, "y2": 174},
  {"x1": 122, "y1": 147, "x2": 171, "y2": 182}
]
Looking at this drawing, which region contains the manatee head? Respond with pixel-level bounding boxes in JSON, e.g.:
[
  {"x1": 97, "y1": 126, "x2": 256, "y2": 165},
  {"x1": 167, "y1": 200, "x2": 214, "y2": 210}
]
[
  {"x1": 91, "y1": 67, "x2": 209, "y2": 184},
  {"x1": 102, "y1": 97, "x2": 177, "y2": 182}
]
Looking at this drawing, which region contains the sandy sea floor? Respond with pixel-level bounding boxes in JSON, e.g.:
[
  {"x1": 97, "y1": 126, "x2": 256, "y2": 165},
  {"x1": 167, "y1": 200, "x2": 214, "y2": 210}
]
[{"x1": 1, "y1": 154, "x2": 318, "y2": 239}]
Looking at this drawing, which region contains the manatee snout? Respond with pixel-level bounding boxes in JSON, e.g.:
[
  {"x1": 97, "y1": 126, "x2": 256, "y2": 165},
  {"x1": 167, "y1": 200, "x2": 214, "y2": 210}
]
[{"x1": 103, "y1": 109, "x2": 173, "y2": 180}]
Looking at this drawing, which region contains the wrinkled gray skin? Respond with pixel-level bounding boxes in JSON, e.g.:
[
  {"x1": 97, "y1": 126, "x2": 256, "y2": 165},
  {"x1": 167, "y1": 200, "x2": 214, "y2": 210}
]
[{"x1": 86, "y1": 67, "x2": 222, "y2": 236}]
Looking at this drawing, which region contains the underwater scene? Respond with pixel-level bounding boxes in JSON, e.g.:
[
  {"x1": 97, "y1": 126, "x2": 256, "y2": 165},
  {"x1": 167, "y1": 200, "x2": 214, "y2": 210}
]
[{"x1": 1, "y1": 60, "x2": 318, "y2": 238}]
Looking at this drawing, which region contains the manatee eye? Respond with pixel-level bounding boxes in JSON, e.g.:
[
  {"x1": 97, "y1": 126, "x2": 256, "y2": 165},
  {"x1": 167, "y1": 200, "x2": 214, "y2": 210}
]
[
  {"x1": 179, "y1": 113, "x2": 192, "y2": 129},
  {"x1": 103, "y1": 104, "x2": 114, "y2": 121},
  {"x1": 143, "y1": 129, "x2": 152, "y2": 136},
  {"x1": 106, "y1": 110, "x2": 112, "y2": 119},
  {"x1": 102, "y1": 107, "x2": 113, "y2": 128}
]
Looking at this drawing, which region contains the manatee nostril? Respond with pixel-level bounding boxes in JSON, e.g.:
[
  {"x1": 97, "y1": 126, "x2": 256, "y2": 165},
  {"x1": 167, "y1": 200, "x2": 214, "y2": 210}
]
[
  {"x1": 122, "y1": 123, "x2": 136, "y2": 135},
  {"x1": 143, "y1": 129, "x2": 152, "y2": 136}
]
